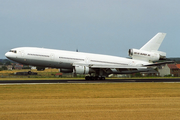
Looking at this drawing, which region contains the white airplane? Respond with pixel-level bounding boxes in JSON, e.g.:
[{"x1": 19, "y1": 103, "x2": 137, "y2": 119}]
[{"x1": 5, "y1": 33, "x2": 172, "y2": 80}]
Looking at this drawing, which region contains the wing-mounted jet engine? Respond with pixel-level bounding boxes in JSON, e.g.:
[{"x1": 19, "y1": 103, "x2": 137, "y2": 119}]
[{"x1": 60, "y1": 66, "x2": 95, "y2": 74}]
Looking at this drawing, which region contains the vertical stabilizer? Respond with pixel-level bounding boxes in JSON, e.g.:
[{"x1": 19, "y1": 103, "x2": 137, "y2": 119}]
[{"x1": 140, "y1": 33, "x2": 166, "y2": 51}]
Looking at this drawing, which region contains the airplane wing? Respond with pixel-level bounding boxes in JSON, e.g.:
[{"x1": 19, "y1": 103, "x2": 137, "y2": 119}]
[
  {"x1": 73, "y1": 61, "x2": 174, "y2": 69},
  {"x1": 90, "y1": 64, "x2": 147, "y2": 69},
  {"x1": 73, "y1": 62, "x2": 147, "y2": 69},
  {"x1": 143, "y1": 61, "x2": 174, "y2": 66}
]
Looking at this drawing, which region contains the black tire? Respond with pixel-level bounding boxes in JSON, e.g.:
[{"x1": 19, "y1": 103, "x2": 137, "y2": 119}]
[
  {"x1": 28, "y1": 71, "x2": 32, "y2": 75},
  {"x1": 101, "y1": 77, "x2": 105, "y2": 80},
  {"x1": 90, "y1": 76, "x2": 95, "y2": 80},
  {"x1": 85, "y1": 76, "x2": 90, "y2": 80},
  {"x1": 95, "y1": 76, "x2": 99, "y2": 80}
]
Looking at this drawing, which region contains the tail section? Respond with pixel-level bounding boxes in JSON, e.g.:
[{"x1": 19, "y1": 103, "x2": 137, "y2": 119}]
[
  {"x1": 128, "y1": 32, "x2": 167, "y2": 62},
  {"x1": 140, "y1": 33, "x2": 166, "y2": 52}
]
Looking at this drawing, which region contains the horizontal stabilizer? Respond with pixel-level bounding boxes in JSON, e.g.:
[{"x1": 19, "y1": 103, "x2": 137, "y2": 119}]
[{"x1": 143, "y1": 61, "x2": 174, "y2": 66}]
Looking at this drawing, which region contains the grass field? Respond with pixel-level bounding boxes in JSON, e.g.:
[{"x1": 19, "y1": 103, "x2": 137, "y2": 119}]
[
  {"x1": 0, "y1": 69, "x2": 62, "y2": 78},
  {"x1": 1, "y1": 83, "x2": 180, "y2": 120}
]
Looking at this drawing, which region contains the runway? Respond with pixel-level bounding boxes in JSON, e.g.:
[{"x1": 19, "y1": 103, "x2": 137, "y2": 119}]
[{"x1": 0, "y1": 78, "x2": 180, "y2": 84}]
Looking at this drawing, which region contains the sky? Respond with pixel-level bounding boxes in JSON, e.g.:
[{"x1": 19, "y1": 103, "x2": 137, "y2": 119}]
[{"x1": 0, "y1": 0, "x2": 180, "y2": 58}]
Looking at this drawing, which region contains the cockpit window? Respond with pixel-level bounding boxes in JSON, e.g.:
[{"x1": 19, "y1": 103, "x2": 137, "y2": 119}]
[{"x1": 9, "y1": 50, "x2": 17, "y2": 53}]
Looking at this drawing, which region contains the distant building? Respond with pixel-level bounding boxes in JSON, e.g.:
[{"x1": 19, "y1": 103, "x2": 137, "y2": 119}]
[
  {"x1": 7, "y1": 65, "x2": 13, "y2": 70},
  {"x1": 0, "y1": 65, "x2": 12, "y2": 70},
  {"x1": 14, "y1": 64, "x2": 23, "y2": 70},
  {"x1": 158, "y1": 64, "x2": 180, "y2": 77},
  {"x1": 176, "y1": 64, "x2": 180, "y2": 69},
  {"x1": 55, "y1": 73, "x2": 63, "y2": 77}
]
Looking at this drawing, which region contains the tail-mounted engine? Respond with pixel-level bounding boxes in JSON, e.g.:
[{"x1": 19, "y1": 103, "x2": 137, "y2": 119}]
[{"x1": 128, "y1": 49, "x2": 166, "y2": 61}]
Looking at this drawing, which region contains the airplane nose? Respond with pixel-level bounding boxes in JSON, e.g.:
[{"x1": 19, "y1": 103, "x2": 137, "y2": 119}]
[
  {"x1": 5, "y1": 52, "x2": 9, "y2": 58},
  {"x1": 5, "y1": 52, "x2": 11, "y2": 59}
]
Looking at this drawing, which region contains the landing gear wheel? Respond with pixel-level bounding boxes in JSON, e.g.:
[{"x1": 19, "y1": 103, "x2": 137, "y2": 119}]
[
  {"x1": 85, "y1": 76, "x2": 106, "y2": 80},
  {"x1": 28, "y1": 71, "x2": 32, "y2": 75},
  {"x1": 85, "y1": 76, "x2": 90, "y2": 80},
  {"x1": 95, "y1": 76, "x2": 99, "y2": 80},
  {"x1": 99, "y1": 77, "x2": 105, "y2": 80},
  {"x1": 90, "y1": 76, "x2": 95, "y2": 80}
]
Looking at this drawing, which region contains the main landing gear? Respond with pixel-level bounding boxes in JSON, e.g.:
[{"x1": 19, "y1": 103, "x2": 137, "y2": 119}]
[{"x1": 85, "y1": 76, "x2": 105, "y2": 80}]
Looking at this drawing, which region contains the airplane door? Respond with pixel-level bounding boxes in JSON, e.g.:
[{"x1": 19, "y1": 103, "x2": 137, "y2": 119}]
[
  {"x1": 85, "y1": 57, "x2": 90, "y2": 64},
  {"x1": 50, "y1": 53, "x2": 55, "y2": 60},
  {"x1": 18, "y1": 50, "x2": 24, "y2": 57},
  {"x1": 21, "y1": 50, "x2": 24, "y2": 57}
]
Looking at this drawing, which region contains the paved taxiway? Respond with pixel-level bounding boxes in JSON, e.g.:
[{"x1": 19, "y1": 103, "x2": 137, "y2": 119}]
[{"x1": 0, "y1": 78, "x2": 180, "y2": 84}]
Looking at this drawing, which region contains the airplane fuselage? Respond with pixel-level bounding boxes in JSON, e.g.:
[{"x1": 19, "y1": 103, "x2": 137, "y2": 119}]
[{"x1": 5, "y1": 47, "x2": 148, "y2": 69}]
